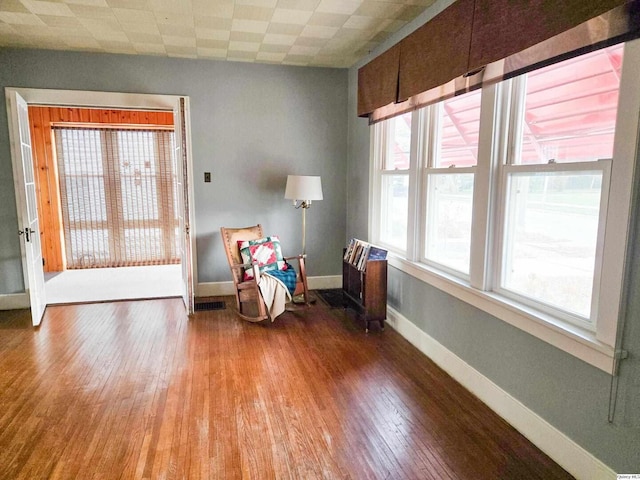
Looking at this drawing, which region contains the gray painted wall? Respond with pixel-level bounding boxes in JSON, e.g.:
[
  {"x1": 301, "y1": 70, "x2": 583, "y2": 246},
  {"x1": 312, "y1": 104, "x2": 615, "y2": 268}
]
[
  {"x1": 345, "y1": 2, "x2": 640, "y2": 473},
  {"x1": 0, "y1": 48, "x2": 348, "y2": 293}
]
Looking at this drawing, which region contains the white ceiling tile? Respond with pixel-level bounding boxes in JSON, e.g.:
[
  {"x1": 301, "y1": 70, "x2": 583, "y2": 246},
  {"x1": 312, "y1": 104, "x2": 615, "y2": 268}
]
[
  {"x1": 165, "y1": 44, "x2": 196, "y2": 55},
  {"x1": 21, "y1": 0, "x2": 75, "y2": 16},
  {"x1": 39, "y1": 14, "x2": 82, "y2": 27},
  {"x1": 231, "y1": 19, "x2": 269, "y2": 34},
  {"x1": 300, "y1": 24, "x2": 338, "y2": 39},
  {"x1": 112, "y1": 8, "x2": 156, "y2": 23},
  {"x1": 288, "y1": 44, "x2": 319, "y2": 56},
  {"x1": 194, "y1": 16, "x2": 232, "y2": 29},
  {"x1": 147, "y1": 0, "x2": 192, "y2": 14},
  {"x1": 227, "y1": 51, "x2": 258, "y2": 62},
  {"x1": 266, "y1": 22, "x2": 303, "y2": 35},
  {"x1": 229, "y1": 40, "x2": 260, "y2": 52},
  {"x1": 105, "y1": 0, "x2": 146, "y2": 7},
  {"x1": 162, "y1": 35, "x2": 196, "y2": 47},
  {"x1": 0, "y1": 11, "x2": 45, "y2": 25},
  {"x1": 79, "y1": 16, "x2": 120, "y2": 32},
  {"x1": 271, "y1": 8, "x2": 312, "y2": 25},
  {"x1": 158, "y1": 24, "x2": 195, "y2": 37},
  {"x1": 259, "y1": 42, "x2": 289, "y2": 53},
  {"x1": 230, "y1": 31, "x2": 261, "y2": 42},
  {"x1": 126, "y1": 31, "x2": 163, "y2": 43},
  {"x1": 283, "y1": 55, "x2": 311, "y2": 66},
  {"x1": 154, "y1": 12, "x2": 194, "y2": 26},
  {"x1": 233, "y1": 5, "x2": 274, "y2": 22},
  {"x1": 355, "y1": 1, "x2": 402, "y2": 19},
  {"x1": 263, "y1": 33, "x2": 296, "y2": 45},
  {"x1": 133, "y1": 42, "x2": 167, "y2": 54},
  {"x1": 63, "y1": 0, "x2": 108, "y2": 6},
  {"x1": 0, "y1": 23, "x2": 16, "y2": 34},
  {"x1": 120, "y1": 22, "x2": 161, "y2": 35},
  {"x1": 66, "y1": 4, "x2": 115, "y2": 19},
  {"x1": 195, "y1": 27, "x2": 230, "y2": 41},
  {"x1": 343, "y1": 15, "x2": 381, "y2": 30},
  {"x1": 11, "y1": 24, "x2": 54, "y2": 37},
  {"x1": 197, "y1": 46, "x2": 227, "y2": 58},
  {"x1": 256, "y1": 51, "x2": 286, "y2": 62},
  {"x1": 316, "y1": 0, "x2": 361, "y2": 16},
  {"x1": 381, "y1": 18, "x2": 406, "y2": 32},
  {"x1": 63, "y1": 35, "x2": 101, "y2": 48},
  {"x1": 1, "y1": 0, "x2": 30, "y2": 13},
  {"x1": 0, "y1": 0, "x2": 432, "y2": 67},
  {"x1": 192, "y1": 0, "x2": 233, "y2": 17},
  {"x1": 307, "y1": 11, "x2": 348, "y2": 27},
  {"x1": 98, "y1": 39, "x2": 135, "y2": 52},
  {"x1": 196, "y1": 38, "x2": 228, "y2": 49},
  {"x1": 235, "y1": 0, "x2": 277, "y2": 7},
  {"x1": 92, "y1": 31, "x2": 129, "y2": 43},
  {"x1": 276, "y1": 0, "x2": 319, "y2": 9}
]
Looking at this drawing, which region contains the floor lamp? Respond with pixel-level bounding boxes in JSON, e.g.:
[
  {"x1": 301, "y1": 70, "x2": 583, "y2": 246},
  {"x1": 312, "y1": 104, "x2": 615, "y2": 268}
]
[{"x1": 284, "y1": 175, "x2": 323, "y2": 256}]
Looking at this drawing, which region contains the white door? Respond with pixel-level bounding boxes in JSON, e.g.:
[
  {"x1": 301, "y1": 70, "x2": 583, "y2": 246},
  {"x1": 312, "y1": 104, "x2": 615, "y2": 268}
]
[
  {"x1": 174, "y1": 98, "x2": 194, "y2": 314},
  {"x1": 6, "y1": 90, "x2": 46, "y2": 326}
]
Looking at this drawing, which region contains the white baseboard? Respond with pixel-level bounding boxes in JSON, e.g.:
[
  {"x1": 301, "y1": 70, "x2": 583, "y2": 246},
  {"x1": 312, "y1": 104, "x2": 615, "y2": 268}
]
[
  {"x1": 0, "y1": 293, "x2": 30, "y2": 310},
  {"x1": 306, "y1": 275, "x2": 342, "y2": 290},
  {"x1": 386, "y1": 306, "x2": 617, "y2": 480},
  {"x1": 196, "y1": 275, "x2": 342, "y2": 298}
]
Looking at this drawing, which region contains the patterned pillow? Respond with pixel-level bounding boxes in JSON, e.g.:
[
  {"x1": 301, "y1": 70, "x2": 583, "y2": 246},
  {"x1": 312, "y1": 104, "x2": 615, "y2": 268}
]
[{"x1": 238, "y1": 236, "x2": 287, "y2": 281}]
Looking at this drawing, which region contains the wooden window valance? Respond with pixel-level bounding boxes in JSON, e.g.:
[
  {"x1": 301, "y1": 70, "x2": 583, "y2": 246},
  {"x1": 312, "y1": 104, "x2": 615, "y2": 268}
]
[
  {"x1": 358, "y1": 0, "x2": 639, "y2": 123},
  {"x1": 397, "y1": 0, "x2": 475, "y2": 104},
  {"x1": 357, "y1": 44, "x2": 400, "y2": 117}
]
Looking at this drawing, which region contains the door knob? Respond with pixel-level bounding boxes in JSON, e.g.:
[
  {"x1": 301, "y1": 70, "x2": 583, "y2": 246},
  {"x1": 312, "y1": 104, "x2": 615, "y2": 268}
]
[{"x1": 18, "y1": 227, "x2": 35, "y2": 242}]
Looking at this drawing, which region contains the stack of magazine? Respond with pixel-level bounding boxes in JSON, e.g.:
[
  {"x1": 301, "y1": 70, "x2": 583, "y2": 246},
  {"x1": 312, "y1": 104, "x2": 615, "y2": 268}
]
[{"x1": 343, "y1": 239, "x2": 387, "y2": 272}]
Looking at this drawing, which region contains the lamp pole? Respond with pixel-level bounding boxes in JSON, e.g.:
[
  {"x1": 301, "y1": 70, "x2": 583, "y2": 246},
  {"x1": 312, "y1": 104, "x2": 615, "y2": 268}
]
[
  {"x1": 298, "y1": 201, "x2": 310, "y2": 256},
  {"x1": 293, "y1": 200, "x2": 311, "y2": 255},
  {"x1": 285, "y1": 175, "x2": 322, "y2": 256}
]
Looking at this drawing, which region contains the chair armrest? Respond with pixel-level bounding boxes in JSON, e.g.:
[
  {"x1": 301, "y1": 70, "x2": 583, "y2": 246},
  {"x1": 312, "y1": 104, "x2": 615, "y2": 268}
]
[
  {"x1": 230, "y1": 261, "x2": 261, "y2": 282},
  {"x1": 284, "y1": 254, "x2": 306, "y2": 262},
  {"x1": 230, "y1": 262, "x2": 253, "y2": 270}
]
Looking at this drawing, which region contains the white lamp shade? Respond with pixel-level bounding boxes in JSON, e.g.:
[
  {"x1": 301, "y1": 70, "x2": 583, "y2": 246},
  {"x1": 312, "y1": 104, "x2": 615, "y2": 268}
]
[{"x1": 284, "y1": 175, "x2": 323, "y2": 201}]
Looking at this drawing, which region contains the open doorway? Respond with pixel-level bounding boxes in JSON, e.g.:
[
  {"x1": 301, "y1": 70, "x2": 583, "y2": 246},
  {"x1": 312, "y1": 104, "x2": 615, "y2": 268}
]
[
  {"x1": 29, "y1": 106, "x2": 182, "y2": 304},
  {"x1": 7, "y1": 88, "x2": 196, "y2": 321}
]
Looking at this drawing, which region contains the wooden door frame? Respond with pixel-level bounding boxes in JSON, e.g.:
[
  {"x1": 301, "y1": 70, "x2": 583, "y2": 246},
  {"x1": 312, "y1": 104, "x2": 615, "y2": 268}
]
[{"x1": 5, "y1": 87, "x2": 198, "y2": 311}]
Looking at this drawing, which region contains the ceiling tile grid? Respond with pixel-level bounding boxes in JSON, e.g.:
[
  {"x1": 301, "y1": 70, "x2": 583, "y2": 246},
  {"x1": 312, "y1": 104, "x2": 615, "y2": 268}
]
[{"x1": 0, "y1": 0, "x2": 434, "y2": 67}]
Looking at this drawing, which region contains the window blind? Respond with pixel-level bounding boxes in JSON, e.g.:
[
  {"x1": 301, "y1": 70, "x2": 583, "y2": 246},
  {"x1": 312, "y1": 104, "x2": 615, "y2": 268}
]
[{"x1": 53, "y1": 127, "x2": 180, "y2": 269}]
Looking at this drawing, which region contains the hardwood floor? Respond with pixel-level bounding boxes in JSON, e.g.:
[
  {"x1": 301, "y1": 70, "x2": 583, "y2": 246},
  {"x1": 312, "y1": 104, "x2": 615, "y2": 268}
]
[{"x1": 0, "y1": 296, "x2": 573, "y2": 480}]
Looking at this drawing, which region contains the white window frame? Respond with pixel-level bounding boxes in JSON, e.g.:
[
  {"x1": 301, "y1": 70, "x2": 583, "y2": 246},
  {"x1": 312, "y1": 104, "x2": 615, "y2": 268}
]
[
  {"x1": 419, "y1": 98, "x2": 479, "y2": 279},
  {"x1": 369, "y1": 40, "x2": 640, "y2": 373},
  {"x1": 370, "y1": 113, "x2": 419, "y2": 256},
  {"x1": 493, "y1": 160, "x2": 611, "y2": 330}
]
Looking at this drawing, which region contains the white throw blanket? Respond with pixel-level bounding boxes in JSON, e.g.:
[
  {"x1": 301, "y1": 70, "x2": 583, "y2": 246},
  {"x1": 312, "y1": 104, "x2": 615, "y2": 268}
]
[{"x1": 259, "y1": 272, "x2": 292, "y2": 321}]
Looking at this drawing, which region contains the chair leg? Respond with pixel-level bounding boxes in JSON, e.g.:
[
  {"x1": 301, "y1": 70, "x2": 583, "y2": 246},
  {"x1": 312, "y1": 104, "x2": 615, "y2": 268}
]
[
  {"x1": 257, "y1": 293, "x2": 268, "y2": 319},
  {"x1": 299, "y1": 258, "x2": 310, "y2": 305},
  {"x1": 234, "y1": 292, "x2": 242, "y2": 313}
]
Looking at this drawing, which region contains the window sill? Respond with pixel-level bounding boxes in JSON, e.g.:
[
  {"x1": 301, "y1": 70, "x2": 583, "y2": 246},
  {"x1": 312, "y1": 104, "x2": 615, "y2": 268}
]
[{"x1": 387, "y1": 254, "x2": 616, "y2": 373}]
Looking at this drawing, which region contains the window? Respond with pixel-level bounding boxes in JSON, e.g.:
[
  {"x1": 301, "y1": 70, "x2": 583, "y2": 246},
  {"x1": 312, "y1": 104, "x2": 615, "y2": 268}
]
[
  {"x1": 423, "y1": 90, "x2": 481, "y2": 275},
  {"x1": 496, "y1": 47, "x2": 622, "y2": 327},
  {"x1": 370, "y1": 42, "x2": 637, "y2": 371},
  {"x1": 374, "y1": 112, "x2": 412, "y2": 252},
  {"x1": 54, "y1": 127, "x2": 179, "y2": 268}
]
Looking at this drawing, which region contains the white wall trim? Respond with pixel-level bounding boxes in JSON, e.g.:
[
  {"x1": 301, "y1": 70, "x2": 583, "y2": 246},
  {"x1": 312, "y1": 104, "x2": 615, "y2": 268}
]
[
  {"x1": 197, "y1": 275, "x2": 341, "y2": 297},
  {"x1": 0, "y1": 293, "x2": 30, "y2": 310},
  {"x1": 385, "y1": 305, "x2": 617, "y2": 480}
]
